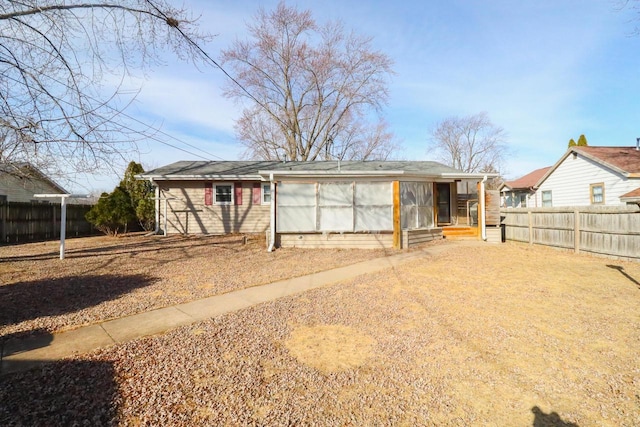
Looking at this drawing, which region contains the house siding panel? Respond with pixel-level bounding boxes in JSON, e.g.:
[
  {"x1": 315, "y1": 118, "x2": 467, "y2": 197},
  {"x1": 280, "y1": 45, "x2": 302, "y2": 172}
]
[
  {"x1": 535, "y1": 154, "x2": 639, "y2": 207},
  {"x1": 159, "y1": 181, "x2": 269, "y2": 235},
  {"x1": 0, "y1": 172, "x2": 65, "y2": 203}
]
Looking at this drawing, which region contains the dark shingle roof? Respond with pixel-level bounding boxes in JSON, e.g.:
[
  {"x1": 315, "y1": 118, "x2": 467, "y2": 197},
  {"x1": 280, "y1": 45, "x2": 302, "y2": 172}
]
[{"x1": 141, "y1": 160, "x2": 468, "y2": 178}]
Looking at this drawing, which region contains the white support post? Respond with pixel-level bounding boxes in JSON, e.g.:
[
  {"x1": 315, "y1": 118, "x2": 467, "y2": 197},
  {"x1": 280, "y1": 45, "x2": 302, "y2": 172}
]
[
  {"x1": 34, "y1": 193, "x2": 83, "y2": 260},
  {"x1": 154, "y1": 184, "x2": 160, "y2": 234},
  {"x1": 164, "y1": 198, "x2": 168, "y2": 237},
  {"x1": 59, "y1": 196, "x2": 67, "y2": 259}
]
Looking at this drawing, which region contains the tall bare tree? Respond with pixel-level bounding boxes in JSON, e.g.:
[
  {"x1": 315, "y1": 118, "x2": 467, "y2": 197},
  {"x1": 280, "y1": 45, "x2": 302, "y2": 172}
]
[
  {"x1": 221, "y1": 2, "x2": 398, "y2": 161},
  {"x1": 428, "y1": 112, "x2": 508, "y2": 173},
  {"x1": 0, "y1": 0, "x2": 209, "y2": 180}
]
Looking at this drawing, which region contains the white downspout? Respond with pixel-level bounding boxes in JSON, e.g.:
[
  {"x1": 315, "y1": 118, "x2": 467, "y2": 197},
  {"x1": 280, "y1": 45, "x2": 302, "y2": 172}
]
[
  {"x1": 267, "y1": 173, "x2": 276, "y2": 252},
  {"x1": 480, "y1": 175, "x2": 487, "y2": 241},
  {"x1": 153, "y1": 179, "x2": 160, "y2": 235}
]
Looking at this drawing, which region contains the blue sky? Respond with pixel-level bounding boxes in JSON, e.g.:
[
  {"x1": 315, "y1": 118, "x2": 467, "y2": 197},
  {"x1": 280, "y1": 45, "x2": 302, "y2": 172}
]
[{"x1": 80, "y1": 0, "x2": 640, "y2": 192}]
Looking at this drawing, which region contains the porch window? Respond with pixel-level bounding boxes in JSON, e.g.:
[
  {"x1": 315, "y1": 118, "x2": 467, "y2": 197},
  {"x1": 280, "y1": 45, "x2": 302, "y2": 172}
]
[
  {"x1": 590, "y1": 183, "x2": 604, "y2": 204},
  {"x1": 215, "y1": 184, "x2": 233, "y2": 204},
  {"x1": 277, "y1": 182, "x2": 316, "y2": 232},
  {"x1": 354, "y1": 182, "x2": 393, "y2": 231},
  {"x1": 400, "y1": 182, "x2": 434, "y2": 230},
  {"x1": 541, "y1": 190, "x2": 552, "y2": 207},
  {"x1": 276, "y1": 181, "x2": 393, "y2": 233},
  {"x1": 319, "y1": 182, "x2": 353, "y2": 232}
]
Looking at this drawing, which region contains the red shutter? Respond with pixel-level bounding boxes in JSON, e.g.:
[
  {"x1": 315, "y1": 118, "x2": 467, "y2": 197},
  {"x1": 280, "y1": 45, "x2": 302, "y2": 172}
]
[
  {"x1": 204, "y1": 182, "x2": 213, "y2": 206},
  {"x1": 234, "y1": 182, "x2": 243, "y2": 205},
  {"x1": 252, "y1": 183, "x2": 261, "y2": 205}
]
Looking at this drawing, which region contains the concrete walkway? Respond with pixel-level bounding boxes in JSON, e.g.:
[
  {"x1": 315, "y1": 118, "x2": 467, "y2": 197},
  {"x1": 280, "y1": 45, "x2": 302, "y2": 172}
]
[{"x1": 1, "y1": 240, "x2": 486, "y2": 375}]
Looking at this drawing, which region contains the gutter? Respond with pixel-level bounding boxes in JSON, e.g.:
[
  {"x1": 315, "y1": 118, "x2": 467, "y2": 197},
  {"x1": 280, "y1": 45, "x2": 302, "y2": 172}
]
[
  {"x1": 151, "y1": 179, "x2": 160, "y2": 236},
  {"x1": 267, "y1": 173, "x2": 276, "y2": 252},
  {"x1": 480, "y1": 175, "x2": 487, "y2": 241}
]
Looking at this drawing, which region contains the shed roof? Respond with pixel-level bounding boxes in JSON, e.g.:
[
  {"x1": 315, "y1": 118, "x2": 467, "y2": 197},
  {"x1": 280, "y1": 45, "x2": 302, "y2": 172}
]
[
  {"x1": 620, "y1": 187, "x2": 640, "y2": 202},
  {"x1": 139, "y1": 160, "x2": 492, "y2": 181}
]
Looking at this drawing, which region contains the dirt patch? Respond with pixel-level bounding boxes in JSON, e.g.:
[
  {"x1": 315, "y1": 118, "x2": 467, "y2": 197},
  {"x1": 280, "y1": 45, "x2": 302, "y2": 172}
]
[{"x1": 285, "y1": 324, "x2": 375, "y2": 372}]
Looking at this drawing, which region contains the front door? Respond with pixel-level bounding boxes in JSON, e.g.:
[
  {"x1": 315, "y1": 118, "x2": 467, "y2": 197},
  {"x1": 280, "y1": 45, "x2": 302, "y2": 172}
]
[{"x1": 436, "y1": 183, "x2": 451, "y2": 224}]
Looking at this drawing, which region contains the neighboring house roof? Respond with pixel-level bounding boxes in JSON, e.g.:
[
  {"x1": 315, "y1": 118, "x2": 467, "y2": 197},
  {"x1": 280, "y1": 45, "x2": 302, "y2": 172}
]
[
  {"x1": 139, "y1": 161, "x2": 494, "y2": 181},
  {"x1": 536, "y1": 146, "x2": 640, "y2": 188},
  {"x1": 620, "y1": 187, "x2": 640, "y2": 203},
  {"x1": 572, "y1": 146, "x2": 640, "y2": 176},
  {"x1": 0, "y1": 162, "x2": 68, "y2": 194},
  {"x1": 501, "y1": 166, "x2": 551, "y2": 191}
]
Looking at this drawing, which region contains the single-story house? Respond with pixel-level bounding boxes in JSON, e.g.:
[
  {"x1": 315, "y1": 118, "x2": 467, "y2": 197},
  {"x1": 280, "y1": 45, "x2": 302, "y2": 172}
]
[
  {"x1": 0, "y1": 162, "x2": 68, "y2": 204},
  {"x1": 532, "y1": 146, "x2": 640, "y2": 207},
  {"x1": 500, "y1": 166, "x2": 551, "y2": 208},
  {"x1": 138, "y1": 160, "x2": 499, "y2": 249}
]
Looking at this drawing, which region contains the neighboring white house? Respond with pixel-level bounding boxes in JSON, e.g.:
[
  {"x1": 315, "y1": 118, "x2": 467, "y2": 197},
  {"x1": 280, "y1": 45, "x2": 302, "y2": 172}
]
[
  {"x1": 0, "y1": 163, "x2": 68, "y2": 203},
  {"x1": 500, "y1": 166, "x2": 551, "y2": 208},
  {"x1": 532, "y1": 146, "x2": 640, "y2": 207}
]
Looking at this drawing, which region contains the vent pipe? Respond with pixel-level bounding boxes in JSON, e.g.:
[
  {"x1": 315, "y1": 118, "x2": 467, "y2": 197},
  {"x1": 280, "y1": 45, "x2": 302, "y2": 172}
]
[{"x1": 636, "y1": 137, "x2": 639, "y2": 151}]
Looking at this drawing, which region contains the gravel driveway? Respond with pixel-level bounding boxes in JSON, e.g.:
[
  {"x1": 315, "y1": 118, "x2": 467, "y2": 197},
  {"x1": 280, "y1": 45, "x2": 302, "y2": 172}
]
[{"x1": 1, "y1": 239, "x2": 639, "y2": 425}]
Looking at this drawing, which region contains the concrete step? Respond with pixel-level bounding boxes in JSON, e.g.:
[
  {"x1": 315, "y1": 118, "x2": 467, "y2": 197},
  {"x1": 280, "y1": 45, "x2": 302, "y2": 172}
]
[{"x1": 442, "y1": 227, "x2": 479, "y2": 239}]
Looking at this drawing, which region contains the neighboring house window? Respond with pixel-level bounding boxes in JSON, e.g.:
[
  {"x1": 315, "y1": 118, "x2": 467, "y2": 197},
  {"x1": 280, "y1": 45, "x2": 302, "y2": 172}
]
[
  {"x1": 590, "y1": 183, "x2": 604, "y2": 204},
  {"x1": 262, "y1": 183, "x2": 271, "y2": 204},
  {"x1": 215, "y1": 184, "x2": 233, "y2": 204},
  {"x1": 542, "y1": 191, "x2": 552, "y2": 207},
  {"x1": 519, "y1": 194, "x2": 527, "y2": 208}
]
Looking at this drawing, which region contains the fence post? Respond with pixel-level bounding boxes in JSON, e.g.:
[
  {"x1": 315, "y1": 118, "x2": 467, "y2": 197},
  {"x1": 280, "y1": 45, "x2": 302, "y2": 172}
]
[
  {"x1": 574, "y1": 209, "x2": 580, "y2": 254},
  {"x1": 528, "y1": 210, "x2": 533, "y2": 245}
]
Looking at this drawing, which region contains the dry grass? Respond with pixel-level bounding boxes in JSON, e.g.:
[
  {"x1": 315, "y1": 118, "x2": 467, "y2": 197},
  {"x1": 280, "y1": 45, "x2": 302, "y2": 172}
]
[
  {"x1": 0, "y1": 233, "x2": 388, "y2": 338},
  {"x1": 1, "y1": 240, "x2": 640, "y2": 425},
  {"x1": 285, "y1": 324, "x2": 376, "y2": 373}
]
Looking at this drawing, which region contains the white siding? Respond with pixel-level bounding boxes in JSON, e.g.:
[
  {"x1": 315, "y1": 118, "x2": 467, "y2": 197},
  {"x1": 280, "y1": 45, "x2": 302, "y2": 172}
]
[{"x1": 534, "y1": 154, "x2": 640, "y2": 207}]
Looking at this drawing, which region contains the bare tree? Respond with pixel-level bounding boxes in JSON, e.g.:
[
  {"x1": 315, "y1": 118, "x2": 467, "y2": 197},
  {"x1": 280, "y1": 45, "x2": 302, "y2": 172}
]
[
  {"x1": 0, "y1": 0, "x2": 209, "y2": 181},
  {"x1": 221, "y1": 2, "x2": 397, "y2": 161},
  {"x1": 428, "y1": 112, "x2": 508, "y2": 173}
]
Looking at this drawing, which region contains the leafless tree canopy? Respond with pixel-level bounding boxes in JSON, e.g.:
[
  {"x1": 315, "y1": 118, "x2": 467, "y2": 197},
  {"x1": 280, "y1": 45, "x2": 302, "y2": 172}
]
[
  {"x1": 428, "y1": 112, "x2": 508, "y2": 174},
  {"x1": 0, "y1": 0, "x2": 208, "y2": 180},
  {"x1": 221, "y1": 2, "x2": 398, "y2": 161}
]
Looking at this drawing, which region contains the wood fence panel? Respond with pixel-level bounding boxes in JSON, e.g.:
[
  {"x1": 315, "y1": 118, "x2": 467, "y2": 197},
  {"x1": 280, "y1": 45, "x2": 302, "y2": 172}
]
[
  {"x1": 1, "y1": 202, "x2": 97, "y2": 244},
  {"x1": 485, "y1": 190, "x2": 501, "y2": 226},
  {"x1": 501, "y1": 206, "x2": 640, "y2": 261}
]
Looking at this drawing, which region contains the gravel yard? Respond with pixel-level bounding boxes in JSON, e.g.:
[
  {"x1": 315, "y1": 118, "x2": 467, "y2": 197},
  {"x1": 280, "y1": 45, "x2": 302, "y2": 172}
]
[
  {"x1": 0, "y1": 234, "x2": 388, "y2": 338},
  {"x1": 1, "y1": 240, "x2": 640, "y2": 425}
]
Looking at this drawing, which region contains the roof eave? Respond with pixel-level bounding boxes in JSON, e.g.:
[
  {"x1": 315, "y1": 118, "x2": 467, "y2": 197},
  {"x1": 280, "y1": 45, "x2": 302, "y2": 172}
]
[
  {"x1": 259, "y1": 170, "x2": 491, "y2": 180},
  {"x1": 137, "y1": 174, "x2": 262, "y2": 181}
]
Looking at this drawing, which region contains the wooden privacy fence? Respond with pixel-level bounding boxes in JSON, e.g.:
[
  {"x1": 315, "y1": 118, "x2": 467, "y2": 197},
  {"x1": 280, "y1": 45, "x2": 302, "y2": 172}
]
[
  {"x1": 0, "y1": 201, "x2": 97, "y2": 244},
  {"x1": 501, "y1": 206, "x2": 640, "y2": 261}
]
